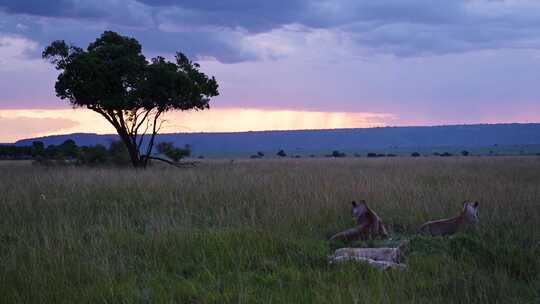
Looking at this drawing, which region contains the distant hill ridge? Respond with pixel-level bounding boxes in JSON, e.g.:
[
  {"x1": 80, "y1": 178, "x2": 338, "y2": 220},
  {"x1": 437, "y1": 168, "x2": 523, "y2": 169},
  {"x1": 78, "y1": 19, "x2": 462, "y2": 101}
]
[{"x1": 14, "y1": 123, "x2": 540, "y2": 157}]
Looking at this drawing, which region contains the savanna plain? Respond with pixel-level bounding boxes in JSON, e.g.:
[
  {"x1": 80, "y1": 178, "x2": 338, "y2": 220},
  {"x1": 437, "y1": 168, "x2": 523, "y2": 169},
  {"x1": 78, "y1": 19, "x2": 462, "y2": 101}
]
[{"x1": 0, "y1": 157, "x2": 539, "y2": 303}]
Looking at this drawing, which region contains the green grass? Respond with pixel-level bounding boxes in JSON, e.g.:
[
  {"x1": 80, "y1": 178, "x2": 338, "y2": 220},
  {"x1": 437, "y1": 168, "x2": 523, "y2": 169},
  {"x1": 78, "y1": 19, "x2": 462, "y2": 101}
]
[{"x1": 1, "y1": 157, "x2": 539, "y2": 303}]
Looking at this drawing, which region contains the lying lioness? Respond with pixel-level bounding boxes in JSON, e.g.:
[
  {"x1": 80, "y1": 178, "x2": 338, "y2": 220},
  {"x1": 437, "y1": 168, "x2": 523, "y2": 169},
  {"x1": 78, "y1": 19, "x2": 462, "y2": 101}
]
[
  {"x1": 419, "y1": 201, "x2": 479, "y2": 236},
  {"x1": 331, "y1": 240, "x2": 410, "y2": 264},
  {"x1": 330, "y1": 200, "x2": 389, "y2": 242}
]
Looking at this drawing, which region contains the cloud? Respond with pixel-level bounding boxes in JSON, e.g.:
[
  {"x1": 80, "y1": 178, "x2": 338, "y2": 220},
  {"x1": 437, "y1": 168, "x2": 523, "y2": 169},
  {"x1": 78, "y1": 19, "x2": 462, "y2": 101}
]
[
  {"x1": 0, "y1": 108, "x2": 397, "y2": 142},
  {"x1": 3, "y1": 0, "x2": 540, "y2": 62},
  {"x1": 0, "y1": 0, "x2": 153, "y2": 26},
  {"x1": 0, "y1": 34, "x2": 41, "y2": 70},
  {"x1": 0, "y1": 114, "x2": 78, "y2": 142}
]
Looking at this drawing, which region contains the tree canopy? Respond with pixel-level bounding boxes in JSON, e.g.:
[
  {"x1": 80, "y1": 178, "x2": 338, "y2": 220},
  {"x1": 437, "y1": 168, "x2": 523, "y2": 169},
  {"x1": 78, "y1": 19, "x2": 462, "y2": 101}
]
[{"x1": 42, "y1": 31, "x2": 219, "y2": 167}]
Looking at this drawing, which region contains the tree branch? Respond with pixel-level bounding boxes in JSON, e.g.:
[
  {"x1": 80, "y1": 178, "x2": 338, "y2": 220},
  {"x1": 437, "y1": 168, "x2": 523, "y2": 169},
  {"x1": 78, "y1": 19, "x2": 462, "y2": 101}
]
[
  {"x1": 143, "y1": 110, "x2": 162, "y2": 164},
  {"x1": 147, "y1": 156, "x2": 198, "y2": 168}
]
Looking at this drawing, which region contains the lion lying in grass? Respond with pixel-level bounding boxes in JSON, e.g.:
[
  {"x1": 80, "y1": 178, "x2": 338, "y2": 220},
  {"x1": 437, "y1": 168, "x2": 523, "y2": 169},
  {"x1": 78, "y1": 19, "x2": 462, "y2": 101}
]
[
  {"x1": 419, "y1": 201, "x2": 479, "y2": 236},
  {"x1": 329, "y1": 200, "x2": 389, "y2": 242}
]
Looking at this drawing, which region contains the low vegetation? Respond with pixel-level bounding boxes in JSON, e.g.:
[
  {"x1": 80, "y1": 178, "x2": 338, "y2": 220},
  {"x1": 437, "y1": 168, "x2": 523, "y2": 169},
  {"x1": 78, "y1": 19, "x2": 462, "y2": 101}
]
[
  {"x1": 0, "y1": 157, "x2": 539, "y2": 303},
  {"x1": 0, "y1": 140, "x2": 191, "y2": 167}
]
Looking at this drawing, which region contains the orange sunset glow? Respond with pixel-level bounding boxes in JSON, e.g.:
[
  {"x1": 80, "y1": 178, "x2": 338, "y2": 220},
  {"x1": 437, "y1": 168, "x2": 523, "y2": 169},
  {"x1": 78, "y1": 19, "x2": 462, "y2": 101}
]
[{"x1": 0, "y1": 108, "x2": 397, "y2": 143}]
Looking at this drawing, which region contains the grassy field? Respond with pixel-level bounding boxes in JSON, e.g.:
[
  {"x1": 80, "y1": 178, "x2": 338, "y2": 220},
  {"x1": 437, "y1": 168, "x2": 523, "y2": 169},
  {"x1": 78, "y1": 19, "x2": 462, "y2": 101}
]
[{"x1": 0, "y1": 157, "x2": 539, "y2": 303}]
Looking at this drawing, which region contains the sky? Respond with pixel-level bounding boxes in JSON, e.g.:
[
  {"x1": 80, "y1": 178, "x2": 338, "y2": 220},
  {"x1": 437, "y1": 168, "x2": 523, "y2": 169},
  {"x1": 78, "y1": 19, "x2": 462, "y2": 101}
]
[{"x1": 1, "y1": 0, "x2": 540, "y2": 142}]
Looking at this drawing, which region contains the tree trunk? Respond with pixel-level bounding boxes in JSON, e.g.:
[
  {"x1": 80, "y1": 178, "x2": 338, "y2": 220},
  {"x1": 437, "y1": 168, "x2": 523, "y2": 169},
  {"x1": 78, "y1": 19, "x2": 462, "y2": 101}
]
[{"x1": 115, "y1": 127, "x2": 145, "y2": 168}]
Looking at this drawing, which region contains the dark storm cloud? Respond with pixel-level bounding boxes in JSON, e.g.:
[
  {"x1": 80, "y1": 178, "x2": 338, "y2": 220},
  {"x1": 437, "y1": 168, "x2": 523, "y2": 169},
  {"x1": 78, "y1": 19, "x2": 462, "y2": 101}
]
[
  {"x1": 0, "y1": 0, "x2": 104, "y2": 18},
  {"x1": 2, "y1": 0, "x2": 540, "y2": 62}
]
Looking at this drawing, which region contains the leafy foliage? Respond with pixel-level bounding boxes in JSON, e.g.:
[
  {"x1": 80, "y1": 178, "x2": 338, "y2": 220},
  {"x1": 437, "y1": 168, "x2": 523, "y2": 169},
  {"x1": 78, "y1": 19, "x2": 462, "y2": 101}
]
[
  {"x1": 156, "y1": 142, "x2": 191, "y2": 162},
  {"x1": 42, "y1": 31, "x2": 219, "y2": 167}
]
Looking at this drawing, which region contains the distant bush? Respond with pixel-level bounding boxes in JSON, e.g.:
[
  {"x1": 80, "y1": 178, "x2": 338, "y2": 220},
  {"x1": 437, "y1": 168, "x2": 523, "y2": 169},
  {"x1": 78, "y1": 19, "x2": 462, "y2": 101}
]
[
  {"x1": 257, "y1": 152, "x2": 264, "y2": 157},
  {"x1": 0, "y1": 145, "x2": 32, "y2": 160},
  {"x1": 367, "y1": 152, "x2": 378, "y2": 158},
  {"x1": 156, "y1": 142, "x2": 191, "y2": 162},
  {"x1": 109, "y1": 140, "x2": 131, "y2": 166},
  {"x1": 276, "y1": 150, "x2": 287, "y2": 157},
  {"x1": 331, "y1": 150, "x2": 346, "y2": 158},
  {"x1": 440, "y1": 152, "x2": 453, "y2": 157},
  {"x1": 8, "y1": 139, "x2": 194, "y2": 167},
  {"x1": 31, "y1": 141, "x2": 45, "y2": 157},
  {"x1": 461, "y1": 150, "x2": 470, "y2": 156},
  {"x1": 411, "y1": 152, "x2": 421, "y2": 157},
  {"x1": 77, "y1": 145, "x2": 109, "y2": 166}
]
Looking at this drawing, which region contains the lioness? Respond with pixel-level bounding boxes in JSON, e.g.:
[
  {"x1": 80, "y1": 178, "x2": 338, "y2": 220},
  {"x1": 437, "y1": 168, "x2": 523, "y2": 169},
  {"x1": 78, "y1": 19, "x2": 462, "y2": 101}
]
[
  {"x1": 330, "y1": 200, "x2": 389, "y2": 242},
  {"x1": 419, "y1": 201, "x2": 479, "y2": 236}
]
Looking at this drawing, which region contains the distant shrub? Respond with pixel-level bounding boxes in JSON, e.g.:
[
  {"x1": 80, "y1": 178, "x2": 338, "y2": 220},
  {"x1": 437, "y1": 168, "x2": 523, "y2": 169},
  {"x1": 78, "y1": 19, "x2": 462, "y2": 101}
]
[
  {"x1": 109, "y1": 140, "x2": 131, "y2": 166},
  {"x1": 59, "y1": 139, "x2": 78, "y2": 158},
  {"x1": 31, "y1": 141, "x2": 45, "y2": 157},
  {"x1": 277, "y1": 150, "x2": 287, "y2": 157},
  {"x1": 367, "y1": 152, "x2": 378, "y2": 158},
  {"x1": 156, "y1": 142, "x2": 191, "y2": 162},
  {"x1": 387, "y1": 153, "x2": 397, "y2": 157},
  {"x1": 331, "y1": 150, "x2": 346, "y2": 158},
  {"x1": 77, "y1": 145, "x2": 108, "y2": 166},
  {"x1": 440, "y1": 152, "x2": 453, "y2": 157},
  {"x1": 257, "y1": 151, "x2": 264, "y2": 157},
  {"x1": 411, "y1": 152, "x2": 421, "y2": 157},
  {"x1": 461, "y1": 150, "x2": 470, "y2": 156}
]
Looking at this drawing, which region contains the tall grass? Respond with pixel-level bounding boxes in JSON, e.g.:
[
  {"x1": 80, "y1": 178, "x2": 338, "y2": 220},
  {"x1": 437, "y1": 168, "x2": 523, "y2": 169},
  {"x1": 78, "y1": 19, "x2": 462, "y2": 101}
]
[{"x1": 0, "y1": 157, "x2": 539, "y2": 303}]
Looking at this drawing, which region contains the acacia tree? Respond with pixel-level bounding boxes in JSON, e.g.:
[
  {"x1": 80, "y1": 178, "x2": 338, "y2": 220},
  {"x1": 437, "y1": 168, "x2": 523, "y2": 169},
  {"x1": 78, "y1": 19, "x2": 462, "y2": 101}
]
[{"x1": 43, "y1": 31, "x2": 219, "y2": 168}]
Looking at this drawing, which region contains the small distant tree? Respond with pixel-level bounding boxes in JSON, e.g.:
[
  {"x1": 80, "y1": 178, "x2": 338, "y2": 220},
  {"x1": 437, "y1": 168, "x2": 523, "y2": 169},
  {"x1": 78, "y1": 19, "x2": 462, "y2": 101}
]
[
  {"x1": 58, "y1": 139, "x2": 79, "y2": 158},
  {"x1": 44, "y1": 145, "x2": 62, "y2": 159},
  {"x1": 331, "y1": 150, "x2": 346, "y2": 158},
  {"x1": 257, "y1": 151, "x2": 264, "y2": 157},
  {"x1": 78, "y1": 145, "x2": 108, "y2": 165},
  {"x1": 156, "y1": 142, "x2": 191, "y2": 162},
  {"x1": 277, "y1": 150, "x2": 287, "y2": 157},
  {"x1": 411, "y1": 152, "x2": 420, "y2": 157},
  {"x1": 109, "y1": 140, "x2": 131, "y2": 166},
  {"x1": 461, "y1": 150, "x2": 470, "y2": 156},
  {"x1": 367, "y1": 152, "x2": 378, "y2": 158},
  {"x1": 43, "y1": 31, "x2": 219, "y2": 168},
  {"x1": 31, "y1": 141, "x2": 45, "y2": 157}
]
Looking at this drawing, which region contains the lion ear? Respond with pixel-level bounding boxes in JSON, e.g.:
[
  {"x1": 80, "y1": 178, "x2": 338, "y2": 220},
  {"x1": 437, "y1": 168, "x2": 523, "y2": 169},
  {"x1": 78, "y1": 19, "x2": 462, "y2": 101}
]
[{"x1": 351, "y1": 201, "x2": 357, "y2": 207}]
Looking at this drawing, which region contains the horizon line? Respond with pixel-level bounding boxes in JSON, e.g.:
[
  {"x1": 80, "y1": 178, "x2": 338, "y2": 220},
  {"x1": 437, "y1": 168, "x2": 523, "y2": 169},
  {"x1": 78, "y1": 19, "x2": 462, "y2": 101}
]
[{"x1": 7, "y1": 121, "x2": 540, "y2": 145}]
